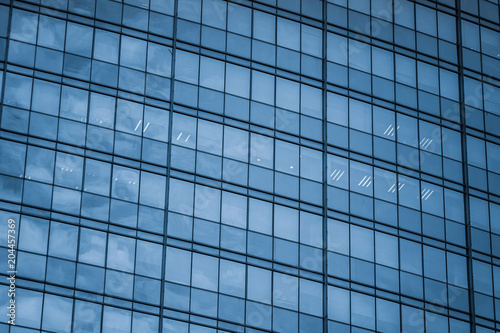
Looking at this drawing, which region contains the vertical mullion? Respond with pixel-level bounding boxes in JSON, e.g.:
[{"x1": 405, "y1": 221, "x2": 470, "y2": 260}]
[
  {"x1": 456, "y1": 0, "x2": 476, "y2": 331},
  {"x1": 158, "y1": 0, "x2": 179, "y2": 331},
  {"x1": 322, "y1": 1, "x2": 329, "y2": 333}
]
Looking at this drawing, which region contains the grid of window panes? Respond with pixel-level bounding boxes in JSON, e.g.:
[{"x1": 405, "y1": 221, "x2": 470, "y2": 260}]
[{"x1": 0, "y1": 0, "x2": 499, "y2": 332}]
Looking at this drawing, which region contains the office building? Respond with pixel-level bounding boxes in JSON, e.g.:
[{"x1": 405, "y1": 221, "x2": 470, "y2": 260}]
[{"x1": 0, "y1": 0, "x2": 500, "y2": 332}]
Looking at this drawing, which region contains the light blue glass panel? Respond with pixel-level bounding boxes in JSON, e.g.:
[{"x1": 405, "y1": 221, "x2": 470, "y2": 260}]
[
  {"x1": 440, "y1": 68, "x2": 459, "y2": 101},
  {"x1": 0, "y1": 140, "x2": 25, "y2": 177},
  {"x1": 299, "y1": 279, "x2": 322, "y2": 316},
  {"x1": 73, "y1": 300, "x2": 101, "y2": 332},
  {"x1": 349, "y1": 40, "x2": 371, "y2": 73},
  {"x1": 94, "y1": 29, "x2": 119, "y2": 63},
  {"x1": 52, "y1": 186, "x2": 81, "y2": 214},
  {"x1": 350, "y1": 225, "x2": 374, "y2": 261},
  {"x1": 132, "y1": 313, "x2": 159, "y2": 332},
  {"x1": 107, "y1": 234, "x2": 135, "y2": 272},
  {"x1": 164, "y1": 282, "x2": 190, "y2": 311},
  {"x1": 425, "y1": 312, "x2": 449, "y2": 333},
  {"x1": 467, "y1": 136, "x2": 486, "y2": 168},
  {"x1": 175, "y1": 51, "x2": 199, "y2": 85},
  {"x1": 197, "y1": 119, "x2": 222, "y2": 155},
  {"x1": 402, "y1": 305, "x2": 424, "y2": 333},
  {"x1": 398, "y1": 175, "x2": 420, "y2": 210},
  {"x1": 276, "y1": 77, "x2": 299, "y2": 112},
  {"x1": 252, "y1": 70, "x2": 275, "y2": 105},
  {"x1": 102, "y1": 306, "x2": 131, "y2": 333},
  {"x1": 54, "y1": 152, "x2": 83, "y2": 190},
  {"x1": 375, "y1": 231, "x2": 398, "y2": 268},
  {"x1": 350, "y1": 161, "x2": 372, "y2": 196},
  {"x1": 415, "y1": 5, "x2": 436, "y2": 35},
  {"x1": 140, "y1": 171, "x2": 166, "y2": 209},
  {"x1": 17, "y1": 251, "x2": 46, "y2": 281},
  {"x1": 273, "y1": 308, "x2": 298, "y2": 333},
  {"x1": 84, "y1": 159, "x2": 111, "y2": 196},
  {"x1": 134, "y1": 275, "x2": 161, "y2": 304},
  {"x1": 301, "y1": 24, "x2": 322, "y2": 57},
  {"x1": 42, "y1": 294, "x2": 73, "y2": 333},
  {"x1": 199, "y1": 56, "x2": 224, "y2": 91},
  {"x1": 194, "y1": 184, "x2": 220, "y2": 221},
  {"x1": 147, "y1": 42, "x2": 172, "y2": 77},
  {"x1": 351, "y1": 292, "x2": 375, "y2": 330},
  {"x1": 376, "y1": 298, "x2": 400, "y2": 332},
  {"x1": 473, "y1": 260, "x2": 493, "y2": 294},
  {"x1": 221, "y1": 191, "x2": 247, "y2": 228},
  {"x1": 32, "y1": 79, "x2": 60, "y2": 116},
  {"x1": 276, "y1": 140, "x2": 299, "y2": 176},
  {"x1": 120, "y1": 35, "x2": 147, "y2": 71},
  {"x1": 10, "y1": 9, "x2": 38, "y2": 43},
  {"x1": 60, "y1": 85, "x2": 88, "y2": 122},
  {"x1": 349, "y1": 99, "x2": 372, "y2": 133},
  {"x1": 487, "y1": 142, "x2": 500, "y2": 173},
  {"x1": 66, "y1": 22, "x2": 93, "y2": 57},
  {"x1": 143, "y1": 105, "x2": 169, "y2": 142},
  {"x1": 178, "y1": 0, "x2": 201, "y2": 22},
  {"x1": 253, "y1": 10, "x2": 275, "y2": 44},
  {"x1": 4, "y1": 73, "x2": 32, "y2": 110},
  {"x1": 78, "y1": 228, "x2": 107, "y2": 266},
  {"x1": 227, "y1": 3, "x2": 251, "y2": 36},
  {"x1": 248, "y1": 198, "x2": 272, "y2": 235},
  {"x1": 76, "y1": 263, "x2": 105, "y2": 293},
  {"x1": 417, "y1": 61, "x2": 439, "y2": 94},
  {"x1": 395, "y1": 54, "x2": 416, "y2": 86},
  {"x1": 16, "y1": 289, "x2": 43, "y2": 329},
  {"x1": 165, "y1": 246, "x2": 191, "y2": 285},
  {"x1": 135, "y1": 240, "x2": 162, "y2": 279},
  {"x1": 219, "y1": 259, "x2": 245, "y2": 297},
  {"x1": 273, "y1": 272, "x2": 298, "y2": 310},
  {"x1": 250, "y1": 133, "x2": 273, "y2": 169},
  {"x1": 400, "y1": 239, "x2": 422, "y2": 275},
  {"x1": 327, "y1": 33, "x2": 348, "y2": 65},
  {"x1": 190, "y1": 288, "x2": 217, "y2": 317},
  {"x1": 48, "y1": 221, "x2": 78, "y2": 260},
  {"x1": 300, "y1": 211, "x2": 322, "y2": 248},
  {"x1": 89, "y1": 92, "x2": 115, "y2": 129},
  {"x1": 423, "y1": 246, "x2": 446, "y2": 281},
  {"x1": 421, "y1": 182, "x2": 444, "y2": 216},
  {"x1": 116, "y1": 99, "x2": 143, "y2": 134},
  {"x1": 192, "y1": 253, "x2": 219, "y2": 291},
  {"x1": 19, "y1": 216, "x2": 49, "y2": 254},
  {"x1": 300, "y1": 84, "x2": 322, "y2": 119},
  {"x1": 25, "y1": 146, "x2": 54, "y2": 183},
  {"x1": 447, "y1": 253, "x2": 468, "y2": 288},
  {"x1": 274, "y1": 204, "x2": 299, "y2": 242},
  {"x1": 372, "y1": 46, "x2": 394, "y2": 80},
  {"x1": 172, "y1": 113, "x2": 197, "y2": 149},
  {"x1": 328, "y1": 286, "x2": 350, "y2": 323},
  {"x1": 168, "y1": 179, "x2": 194, "y2": 215},
  {"x1": 112, "y1": 165, "x2": 139, "y2": 202},
  {"x1": 163, "y1": 318, "x2": 188, "y2": 333},
  {"x1": 202, "y1": 0, "x2": 226, "y2": 29},
  {"x1": 247, "y1": 266, "x2": 271, "y2": 304},
  {"x1": 327, "y1": 219, "x2": 349, "y2": 255}
]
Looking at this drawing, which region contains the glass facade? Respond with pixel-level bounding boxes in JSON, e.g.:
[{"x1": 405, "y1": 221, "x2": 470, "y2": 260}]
[{"x1": 0, "y1": 0, "x2": 499, "y2": 332}]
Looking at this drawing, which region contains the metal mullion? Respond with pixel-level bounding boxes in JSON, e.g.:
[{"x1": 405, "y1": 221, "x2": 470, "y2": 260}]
[
  {"x1": 322, "y1": 0, "x2": 329, "y2": 332},
  {"x1": 456, "y1": 0, "x2": 476, "y2": 330},
  {"x1": 158, "y1": 0, "x2": 179, "y2": 330}
]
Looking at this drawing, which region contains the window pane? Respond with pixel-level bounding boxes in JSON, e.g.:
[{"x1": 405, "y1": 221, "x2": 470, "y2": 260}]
[
  {"x1": 192, "y1": 253, "x2": 218, "y2": 291},
  {"x1": 224, "y1": 126, "x2": 248, "y2": 162},
  {"x1": 165, "y1": 246, "x2": 191, "y2": 285}
]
